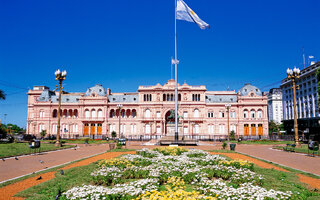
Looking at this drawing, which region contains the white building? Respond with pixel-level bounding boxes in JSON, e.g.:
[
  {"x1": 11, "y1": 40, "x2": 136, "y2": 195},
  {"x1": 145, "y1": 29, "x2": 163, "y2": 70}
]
[
  {"x1": 280, "y1": 61, "x2": 320, "y2": 137},
  {"x1": 267, "y1": 88, "x2": 283, "y2": 124}
]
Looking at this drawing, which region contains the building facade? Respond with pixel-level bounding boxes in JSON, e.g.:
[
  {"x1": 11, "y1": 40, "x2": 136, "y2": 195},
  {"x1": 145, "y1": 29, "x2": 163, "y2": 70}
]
[
  {"x1": 267, "y1": 88, "x2": 283, "y2": 124},
  {"x1": 281, "y1": 61, "x2": 320, "y2": 138},
  {"x1": 27, "y1": 80, "x2": 268, "y2": 138}
]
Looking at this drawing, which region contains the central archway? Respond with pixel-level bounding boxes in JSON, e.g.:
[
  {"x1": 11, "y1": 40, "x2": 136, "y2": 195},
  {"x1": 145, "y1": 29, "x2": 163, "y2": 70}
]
[{"x1": 164, "y1": 110, "x2": 180, "y2": 135}]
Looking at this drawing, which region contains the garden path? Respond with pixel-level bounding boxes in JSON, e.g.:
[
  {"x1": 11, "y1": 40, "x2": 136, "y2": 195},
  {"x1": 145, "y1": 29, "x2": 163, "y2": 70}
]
[
  {"x1": 0, "y1": 151, "x2": 135, "y2": 200},
  {"x1": 235, "y1": 144, "x2": 320, "y2": 176},
  {"x1": 0, "y1": 143, "x2": 110, "y2": 182}
]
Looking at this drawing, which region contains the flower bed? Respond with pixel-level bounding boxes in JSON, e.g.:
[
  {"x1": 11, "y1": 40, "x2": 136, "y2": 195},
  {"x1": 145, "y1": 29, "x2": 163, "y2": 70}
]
[{"x1": 63, "y1": 147, "x2": 294, "y2": 200}]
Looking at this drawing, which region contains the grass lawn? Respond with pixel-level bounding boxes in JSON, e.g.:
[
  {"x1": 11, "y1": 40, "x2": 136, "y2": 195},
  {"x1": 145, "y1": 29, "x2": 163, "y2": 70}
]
[
  {"x1": 273, "y1": 144, "x2": 320, "y2": 156},
  {"x1": 0, "y1": 142, "x2": 75, "y2": 158},
  {"x1": 14, "y1": 150, "x2": 320, "y2": 200}
]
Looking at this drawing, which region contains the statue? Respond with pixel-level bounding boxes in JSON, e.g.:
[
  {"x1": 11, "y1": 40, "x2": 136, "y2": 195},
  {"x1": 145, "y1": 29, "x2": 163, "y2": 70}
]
[{"x1": 167, "y1": 110, "x2": 183, "y2": 121}]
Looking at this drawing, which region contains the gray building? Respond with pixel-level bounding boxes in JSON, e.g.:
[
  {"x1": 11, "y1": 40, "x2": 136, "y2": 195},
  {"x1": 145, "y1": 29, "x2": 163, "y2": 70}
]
[
  {"x1": 280, "y1": 61, "x2": 320, "y2": 138},
  {"x1": 267, "y1": 88, "x2": 283, "y2": 124}
]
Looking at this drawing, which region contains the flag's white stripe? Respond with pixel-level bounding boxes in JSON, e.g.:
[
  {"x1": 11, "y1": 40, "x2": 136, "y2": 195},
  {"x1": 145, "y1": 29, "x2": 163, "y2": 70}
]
[{"x1": 176, "y1": 0, "x2": 209, "y2": 29}]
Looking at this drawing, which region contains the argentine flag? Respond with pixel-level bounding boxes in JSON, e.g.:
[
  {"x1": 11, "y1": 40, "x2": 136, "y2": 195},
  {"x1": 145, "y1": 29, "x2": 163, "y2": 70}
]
[{"x1": 177, "y1": 0, "x2": 209, "y2": 29}]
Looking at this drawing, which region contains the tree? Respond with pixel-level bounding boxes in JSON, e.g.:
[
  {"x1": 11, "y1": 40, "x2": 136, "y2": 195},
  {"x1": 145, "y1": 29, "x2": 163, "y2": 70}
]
[
  {"x1": 40, "y1": 130, "x2": 47, "y2": 138},
  {"x1": 111, "y1": 131, "x2": 117, "y2": 138},
  {"x1": 269, "y1": 120, "x2": 280, "y2": 135},
  {"x1": 4, "y1": 124, "x2": 24, "y2": 134},
  {"x1": 0, "y1": 90, "x2": 5, "y2": 100}
]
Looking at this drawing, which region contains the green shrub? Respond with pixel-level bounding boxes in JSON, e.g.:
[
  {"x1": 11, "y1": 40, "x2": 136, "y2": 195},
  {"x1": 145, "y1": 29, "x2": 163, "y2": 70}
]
[{"x1": 222, "y1": 141, "x2": 227, "y2": 149}]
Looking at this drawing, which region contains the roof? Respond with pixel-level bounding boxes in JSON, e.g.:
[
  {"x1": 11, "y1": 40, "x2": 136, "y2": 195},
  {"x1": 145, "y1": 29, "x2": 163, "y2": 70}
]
[
  {"x1": 107, "y1": 94, "x2": 139, "y2": 103},
  {"x1": 238, "y1": 83, "x2": 262, "y2": 96},
  {"x1": 206, "y1": 94, "x2": 238, "y2": 103},
  {"x1": 85, "y1": 84, "x2": 107, "y2": 97}
]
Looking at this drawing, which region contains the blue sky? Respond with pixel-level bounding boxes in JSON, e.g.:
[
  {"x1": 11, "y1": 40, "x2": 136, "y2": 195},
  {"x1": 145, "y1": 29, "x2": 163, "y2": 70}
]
[{"x1": 0, "y1": 0, "x2": 319, "y2": 127}]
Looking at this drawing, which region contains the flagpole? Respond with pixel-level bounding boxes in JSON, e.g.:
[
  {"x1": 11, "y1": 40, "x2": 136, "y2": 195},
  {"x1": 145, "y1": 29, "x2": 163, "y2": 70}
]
[{"x1": 174, "y1": 0, "x2": 179, "y2": 142}]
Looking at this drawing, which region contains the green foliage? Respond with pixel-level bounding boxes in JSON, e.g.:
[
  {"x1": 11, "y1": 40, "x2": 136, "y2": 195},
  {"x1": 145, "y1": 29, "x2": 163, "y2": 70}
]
[
  {"x1": 222, "y1": 141, "x2": 227, "y2": 149},
  {"x1": 0, "y1": 143, "x2": 74, "y2": 158},
  {"x1": 1, "y1": 123, "x2": 24, "y2": 134},
  {"x1": 111, "y1": 131, "x2": 117, "y2": 138},
  {"x1": 269, "y1": 120, "x2": 280, "y2": 134},
  {"x1": 40, "y1": 130, "x2": 47, "y2": 138},
  {"x1": 230, "y1": 130, "x2": 235, "y2": 140}
]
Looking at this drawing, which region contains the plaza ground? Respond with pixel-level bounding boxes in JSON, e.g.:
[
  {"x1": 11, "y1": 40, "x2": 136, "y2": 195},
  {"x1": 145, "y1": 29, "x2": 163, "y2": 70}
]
[{"x1": 0, "y1": 141, "x2": 319, "y2": 199}]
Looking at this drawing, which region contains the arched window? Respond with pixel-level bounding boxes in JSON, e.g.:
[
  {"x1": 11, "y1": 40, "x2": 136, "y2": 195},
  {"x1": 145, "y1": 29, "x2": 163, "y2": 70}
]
[
  {"x1": 250, "y1": 110, "x2": 255, "y2": 118},
  {"x1": 85, "y1": 109, "x2": 90, "y2": 118},
  {"x1": 170, "y1": 94, "x2": 174, "y2": 101},
  {"x1": 68, "y1": 109, "x2": 73, "y2": 118},
  {"x1": 258, "y1": 110, "x2": 262, "y2": 118},
  {"x1": 110, "y1": 109, "x2": 115, "y2": 118},
  {"x1": 132, "y1": 109, "x2": 137, "y2": 118},
  {"x1": 167, "y1": 94, "x2": 170, "y2": 101},
  {"x1": 74, "y1": 109, "x2": 78, "y2": 118},
  {"x1": 39, "y1": 110, "x2": 45, "y2": 118},
  {"x1": 52, "y1": 109, "x2": 57, "y2": 118},
  {"x1": 121, "y1": 109, "x2": 125, "y2": 118},
  {"x1": 145, "y1": 109, "x2": 151, "y2": 118},
  {"x1": 194, "y1": 109, "x2": 199, "y2": 118},
  {"x1": 91, "y1": 109, "x2": 96, "y2": 118},
  {"x1": 178, "y1": 94, "x2": 181, "y2": 101},
  {"x1": 63, "y1": 109, "x2": 67, "y2": 118},
  {"x1": 163, "y1": 94, "x2": 166, "y2": 101},
  {"x1": 243, "y1": 110, "x2": 248, "y2": 118},
  {"x1": 126, "y1": 109, "x2": 131, "y2": 118},
  {"x1": 98, "y1": 109, "x2": 103, "y2": 118}
]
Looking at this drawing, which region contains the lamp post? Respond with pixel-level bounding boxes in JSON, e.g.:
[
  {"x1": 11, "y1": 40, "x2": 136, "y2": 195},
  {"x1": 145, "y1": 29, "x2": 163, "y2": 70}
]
[
  {"x1": 286, "y1": 67, "x2": 300, "y2": 146},
  {"x1": 55, "y1": 69, "x2": 67, "y2": 147},
  {"x1": 117, "y1": 104, "x2": 123, "y2": 138},
  {"x1": 225, "y1": 104, "x2": 231, "y2": 141}
]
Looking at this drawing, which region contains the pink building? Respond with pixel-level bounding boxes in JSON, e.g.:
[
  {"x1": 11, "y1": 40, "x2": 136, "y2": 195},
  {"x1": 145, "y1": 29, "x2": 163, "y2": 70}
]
[{"x1": 27, "y1": 80, "x2": 268, "y2": 139}]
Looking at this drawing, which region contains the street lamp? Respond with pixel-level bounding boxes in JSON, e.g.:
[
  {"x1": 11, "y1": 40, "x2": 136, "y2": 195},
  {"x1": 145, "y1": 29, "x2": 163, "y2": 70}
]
[
  {"x1": 286, "y1": 67, "x2": 300, "y2": 146},
  {"x1": 55, "y1": 69, "x2": 67, "y2": 147},
  {"x1": 225, "y1": 103, "x2": 231, "y2": 141},
  {"x1": 117, "y1": 104, "x2": 123, "y2": 138}
]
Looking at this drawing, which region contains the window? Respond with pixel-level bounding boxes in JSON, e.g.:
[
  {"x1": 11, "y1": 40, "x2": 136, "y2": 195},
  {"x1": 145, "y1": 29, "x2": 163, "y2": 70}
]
[
  {"x1": 145, "y1": 124, "x2": 151, "y2": 134},
  {"x1": 85, "y1": 110, "x2": 90, "y2": 118},
  {"x1": 192, "y1": 94, "x2": 200, "y2": 101},
  {"x1": 194, "y1": 109, "x2": 199, "y2": 118},
  {"x1": 208, "y1": 112, "x2": 214, "y2": 118},
  {"x1": 194, "y1": 124, "x2": 199, "y2": 134},
  {"x1": 145, "y1": 109, "x2": 151, "y2": 118},
  {"x1": 132, "y1": 109, "x2": 137, "y2": 118},
  {"x1": 98, "y1": 109, "x2": 103, "y2": 118},
  {"x1": 219, "y1": 124, "x2": 225, "y2": 134},
  {"x1": 258, "y1": 110, "x2": 262, "y2": 118},
  {"x1": 39, "y1": 111, "x2": 45, "y2": 118},
  {"x1": 250, "y1": 110, "x2": 255, "y2": 118},
  {"x1": 183, "y1": 111, "x2": 188, "y2": 118},
  {"x1": 52, "y1": 109, "x2": 57, "y2": 118},
  {"x1": 144, "y1": 94, "x2": 152, "y2": 101},
  {"x1": 208, "y1": 125, "x2": 214, "y2": 134},
  {"x1": 91, "y1": 109, "x2": 96, "y2": 118},
  {"x1": 39, "y1": 124, "x2": 45, "y2": 132},
  {"x1": 156, "y1": 111, "x2": 161, "y2": 118},
  {"x1": 244, "y1": 110, "x2": 248, "y2": 118}
]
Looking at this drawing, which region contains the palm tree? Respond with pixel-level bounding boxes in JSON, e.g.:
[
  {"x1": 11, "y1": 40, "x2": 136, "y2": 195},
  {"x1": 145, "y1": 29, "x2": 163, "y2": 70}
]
[{"x1": 0, "y1": 90, "x2": 5, "y2": 100}]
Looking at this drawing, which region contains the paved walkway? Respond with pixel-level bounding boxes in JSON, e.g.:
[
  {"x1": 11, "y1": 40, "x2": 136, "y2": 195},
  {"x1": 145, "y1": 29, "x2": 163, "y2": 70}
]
[
  {"x1": 0, "y1": 143, "x2": 110, "y2": 182},
  {"x1": 235, "y1": 144, "x2": 320, "y2": 176},
  {"x1": 1, "y1": 142, "x2": 319, "y2": 183}
]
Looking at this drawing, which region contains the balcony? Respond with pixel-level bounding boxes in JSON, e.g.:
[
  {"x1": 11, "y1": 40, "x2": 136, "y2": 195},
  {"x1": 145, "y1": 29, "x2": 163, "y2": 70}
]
[{"x1": 81, "y1": 117, "x2": 105, "y2": 122}]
